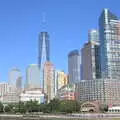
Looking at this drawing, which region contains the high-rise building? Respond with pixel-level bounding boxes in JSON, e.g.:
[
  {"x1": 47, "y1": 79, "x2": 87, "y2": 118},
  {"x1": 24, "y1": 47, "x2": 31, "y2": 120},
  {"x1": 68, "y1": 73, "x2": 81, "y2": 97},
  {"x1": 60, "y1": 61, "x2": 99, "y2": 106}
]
[
  {"x1": 99, "y1": 9, "x2": 120, "y2": 78},
  {"x1": 16, "y1": 76, "x2": 22, "y2": 93},
  {"x1": 38, "y1": 32, "x2": 50, "y2": 69},
  {"x1": 54, "y1": 70, "x2": 68, "y2": 96},
  {"x1": 9, "y1": 68, "x2": 22, "y2": 91},
  {"x1": 57, "y1": 71, "x2": 68, "y2": 90},
  {"x1": 38, "y1": 32, "x2": 50, "y2": 88},
  {"x1": 68, "y1": 50, "x2": 81, "y2": 84},
  {"x1": 26, "y1": 64, "x2": 40, "y2": 89},
  {"x1": 81, "y1": 39, "x2": 101, "y2": 80},
  {"x1": 43, "y1": 62, "x2": 55, "y2": 103},
  {"x1": 88, "y1": 29, "x2": 99, "y2": 41}
]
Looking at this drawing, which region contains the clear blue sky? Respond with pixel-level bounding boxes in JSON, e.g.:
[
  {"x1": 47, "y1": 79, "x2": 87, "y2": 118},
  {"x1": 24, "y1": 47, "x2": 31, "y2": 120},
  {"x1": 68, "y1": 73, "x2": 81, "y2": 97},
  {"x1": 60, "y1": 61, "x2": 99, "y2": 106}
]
[{"x1": 0, "y1": 0, "x2": 120, "y2": 83}]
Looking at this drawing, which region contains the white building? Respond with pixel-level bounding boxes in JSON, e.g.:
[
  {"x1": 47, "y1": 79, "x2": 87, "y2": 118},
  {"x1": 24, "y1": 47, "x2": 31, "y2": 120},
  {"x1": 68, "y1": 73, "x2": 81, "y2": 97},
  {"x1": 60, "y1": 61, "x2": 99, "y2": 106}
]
[
  {"x1": 0, "y1": 82, "x2": 20, "y2": 103},
  {"x1": 26, "y1": 64, "x2": 40, "y2": 89},
  {"x1": 108, "y1": 106, "x2": 120, "y2": 112},
  {"x1": 0, "y1": 82, "x2": 11, "y2": 97},
  {"x1": 9, "y1": 68, "x2": 22, "y2": 92},
  {"x1": 1, "y1": 92, "x2": 19, "y2": 103},
  {"x1": 20, "y1": 88, "x2": 45, "y2": 104}
]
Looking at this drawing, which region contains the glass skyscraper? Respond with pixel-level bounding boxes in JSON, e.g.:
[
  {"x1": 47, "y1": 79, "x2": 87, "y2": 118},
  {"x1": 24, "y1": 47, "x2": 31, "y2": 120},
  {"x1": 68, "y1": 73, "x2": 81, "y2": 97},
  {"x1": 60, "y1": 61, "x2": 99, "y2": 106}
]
[
  {"x1": 38, "y1": 32, "x2": 50, "y2": 88},
  {"x1": 38, "y1": 32, "x2": 50, "y2": 69},
  {"x1": 88, "y1": 29, "x2": 99, "y2": 42},
  {"x1": 68, "y1": 50, "x2": 81, "y2": 84},
  {"x1": 99, "y1": 9, "x2": 120, "y2": 79}
]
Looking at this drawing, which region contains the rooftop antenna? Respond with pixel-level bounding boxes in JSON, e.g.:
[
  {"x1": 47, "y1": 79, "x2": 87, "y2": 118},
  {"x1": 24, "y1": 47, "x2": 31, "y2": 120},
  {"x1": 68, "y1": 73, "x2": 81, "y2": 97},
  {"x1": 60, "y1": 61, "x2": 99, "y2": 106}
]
[{"x1": 42, "y1": 12, "x2": 47, "y2": 31}]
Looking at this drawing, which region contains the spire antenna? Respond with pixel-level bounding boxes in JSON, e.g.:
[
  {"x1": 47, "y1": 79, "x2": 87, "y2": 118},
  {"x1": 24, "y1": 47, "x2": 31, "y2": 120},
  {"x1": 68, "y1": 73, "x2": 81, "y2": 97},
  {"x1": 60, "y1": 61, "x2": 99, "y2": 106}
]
[{"x1": 42, "y1": 12, "x2": 46, "y2": 31}]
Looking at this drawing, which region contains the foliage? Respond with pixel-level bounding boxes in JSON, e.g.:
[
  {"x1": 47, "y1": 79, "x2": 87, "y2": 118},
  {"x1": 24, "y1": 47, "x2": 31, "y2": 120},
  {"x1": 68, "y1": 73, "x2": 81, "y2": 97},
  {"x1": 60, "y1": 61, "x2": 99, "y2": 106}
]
[
  {"x1": 59, "y1": 100, "x2": 80, "y2": 113},
  {"x1": 4, "y1": 105, "x2": 11, "y2": 113},
  {"x1": 0, "y1": 102, "x2": 3, "y2": 113},
  {"x1": 0, "y1": 99, "x2": 81, "y2": 114},
  {"x1": 100, "y1": 104, "x2": 108, "y2": 112}
]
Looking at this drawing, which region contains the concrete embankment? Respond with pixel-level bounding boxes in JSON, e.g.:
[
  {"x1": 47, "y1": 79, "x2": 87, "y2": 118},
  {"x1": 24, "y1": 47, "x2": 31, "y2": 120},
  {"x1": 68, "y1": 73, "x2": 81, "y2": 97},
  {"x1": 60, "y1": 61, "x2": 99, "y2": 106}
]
[{"x1": 1, "y1": 113, "x2": 120, "y2": 120}]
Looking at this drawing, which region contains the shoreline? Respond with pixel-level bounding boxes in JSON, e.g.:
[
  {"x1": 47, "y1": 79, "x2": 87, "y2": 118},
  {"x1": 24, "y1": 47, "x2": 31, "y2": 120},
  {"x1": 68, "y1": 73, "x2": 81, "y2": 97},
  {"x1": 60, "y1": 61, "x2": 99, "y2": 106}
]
[{"x1": 1, "y1": 113, "x2": 120, "y2": 120}]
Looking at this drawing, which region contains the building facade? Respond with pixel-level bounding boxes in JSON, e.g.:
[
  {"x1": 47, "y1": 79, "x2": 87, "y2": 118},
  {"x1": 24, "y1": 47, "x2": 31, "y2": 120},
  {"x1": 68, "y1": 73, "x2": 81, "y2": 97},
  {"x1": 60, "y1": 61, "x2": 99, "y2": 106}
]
[
  {"x1": 75, "y1": 79, "x2": 120, "y2": 106},
  {"x1": 26, "y1": 64, "x2": 40, "y2": 89},
  {"x1": 56, "y1": 71, "x2": 68, "y2": 90},
  {"x1": 1, "y1": 92, "x2": 19, "y2": 104},
  {"x1": 99, "y1": 9, "x2": 120, "y2": 78},
  {"x1": 9, "y1": 68, "x2": 22, "y2": 92},
  {"x1": 43, "y1": 62, "x2": 55, "y2": 103},
  {"x1": 57, "y1": 84, "x2": 75, "y2": 100},
  {"x1": 68, "y1": 50, "x2": 81, "y2": 84},
  {"x1": 38, "y1": 32, "x2": 50, "y2": 88},
  {"x1": 0, "y1": 82, "x2": 11, "y2": 97},
  {"x1": 88, "y1": 29, "x2": 99, "y2": 41},
  {"x1": 20, "y1": 88, "x2": 45, "y2": 104},
  {"x1": 81, "y1": 40, "x2": 101, "y2": 80}
]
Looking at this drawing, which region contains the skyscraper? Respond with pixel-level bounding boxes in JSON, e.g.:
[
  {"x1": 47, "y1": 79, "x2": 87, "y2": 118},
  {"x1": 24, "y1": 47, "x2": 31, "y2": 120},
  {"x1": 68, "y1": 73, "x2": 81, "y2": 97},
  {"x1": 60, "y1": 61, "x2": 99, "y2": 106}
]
[
  {"x1": 26, "y1": 64, "x2": 40, "y2": 89},
  {"x1": 38, "y1": 32, "x2": 50, "y2": 88},
  {"x1": 43, "y1": 62, "x2": 55, "y2": 103},
  {"x1": 81, "y1": 40, "x2": 101, "y2": 80},
  {"x1": 81, "y1": 29, "x2": 101, "y2": 80},
  {"x1": 54, "y1": 70, "x2": 68, "y2": 95},
  {"x1": 38, "y1": 32, "x2": 50, "y2": 69},
  {"x1": 68, "y1": 50, "x2": 81, "y2": 84},
  {"x1": 99, "y1": 9, "x2": 120, "y2": 78},
  {"x1": 9, "y1": 68, "x2": 22, "y2": 91},
  {"x1": 88, "y1": 29, "x2": 99, "y2": 41}
]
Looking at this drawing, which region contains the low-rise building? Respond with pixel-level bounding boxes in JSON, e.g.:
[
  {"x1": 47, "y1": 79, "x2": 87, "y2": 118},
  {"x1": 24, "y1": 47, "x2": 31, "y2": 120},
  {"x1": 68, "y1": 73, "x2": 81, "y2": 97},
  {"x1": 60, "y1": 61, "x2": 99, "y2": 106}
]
[
  {"x1": 20, "y1": 88, "x2": 45, "y2": 104},
  {"x1": 57, "y1": 84, "x2": 75, "y2": 100},
  {"x1": 1, "y1": 92, "x2": 19, "y2": 103}
]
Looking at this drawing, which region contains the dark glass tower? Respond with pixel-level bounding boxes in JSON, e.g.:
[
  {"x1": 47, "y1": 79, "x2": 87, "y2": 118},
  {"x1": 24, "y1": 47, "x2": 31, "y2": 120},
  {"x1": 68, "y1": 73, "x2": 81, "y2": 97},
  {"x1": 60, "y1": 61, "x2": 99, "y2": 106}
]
[
  {"x1": 99, "y1": 9, "x2": 120, "y2": 79},
  {"x1": 38, "y1": 32, "x2": 50, "y2": 88},
  {"x1": 38, "y1": 32, "x2": 50, "y2": 68}
]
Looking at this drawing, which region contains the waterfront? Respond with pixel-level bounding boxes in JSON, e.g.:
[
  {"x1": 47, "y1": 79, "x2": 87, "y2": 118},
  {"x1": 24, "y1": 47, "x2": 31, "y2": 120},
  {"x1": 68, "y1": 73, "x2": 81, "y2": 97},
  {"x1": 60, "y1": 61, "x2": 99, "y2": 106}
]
[{"x1": 1, "y1": 114, "x2": 120, "y2": 120}]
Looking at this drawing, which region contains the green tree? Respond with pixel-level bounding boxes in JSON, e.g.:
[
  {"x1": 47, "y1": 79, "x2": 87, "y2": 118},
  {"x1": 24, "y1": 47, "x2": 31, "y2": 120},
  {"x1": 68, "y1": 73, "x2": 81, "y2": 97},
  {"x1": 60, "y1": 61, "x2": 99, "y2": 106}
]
[
  {"x1": 25, "y1": 100, "x2": 39, "y2": 112},
  {"x1": 0, "y1": 102, "x2": 3, "y2": 113},
  {"x1": 100, "y1": 104, "x2": 108, "y2": 112},
  {"x1": 60, "y1": 100, "x2": 80, "y2": 113},
  {"x1": 48, "y1": 98, "x2": 60, "y2": 112},
  {"x1": 4, "y1": 105, "x2": 11, "y2": 113}
]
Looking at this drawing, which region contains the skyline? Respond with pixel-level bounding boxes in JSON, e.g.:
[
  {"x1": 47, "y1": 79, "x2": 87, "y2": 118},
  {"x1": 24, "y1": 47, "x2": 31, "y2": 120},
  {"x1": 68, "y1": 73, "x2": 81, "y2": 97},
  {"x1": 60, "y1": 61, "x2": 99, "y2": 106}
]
[{"x1": 0, "y1": 0, "x2": 120, "y2": 82}]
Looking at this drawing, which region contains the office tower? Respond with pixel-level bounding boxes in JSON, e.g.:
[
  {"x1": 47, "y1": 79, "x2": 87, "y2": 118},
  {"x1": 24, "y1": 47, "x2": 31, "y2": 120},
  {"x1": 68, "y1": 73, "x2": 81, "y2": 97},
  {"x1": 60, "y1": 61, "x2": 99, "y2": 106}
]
[
  {"x1": 88, "y1": 29, "x2": 99, "y2": 41},
  {"x1": 99, "y1": 9, "x2": 120, "y2": 78},
  {"x1": 9, "y1": 68, "x2": 22, "y2": 91},
  {"x1": 16, "y1": 76, "x2": 22, "y2": 93},
  {"x1": 26, "y1": 64, "x2": 40, "y2": 89},
  {"x1": 38, "y1": 32, "x2": 50, "y2": 68},
  {"x1": 68, "y1": 50, "x2": 81, "y2": 84},
  {"x1": 81, "y1": 32, "x2": 101, "y2": 80},
  {"x1": 38, "y1": 32, "x2": 50, "y2": 88},
  {"x1": 43, "y1": 62, "x2": 55, "y2": 103}
]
